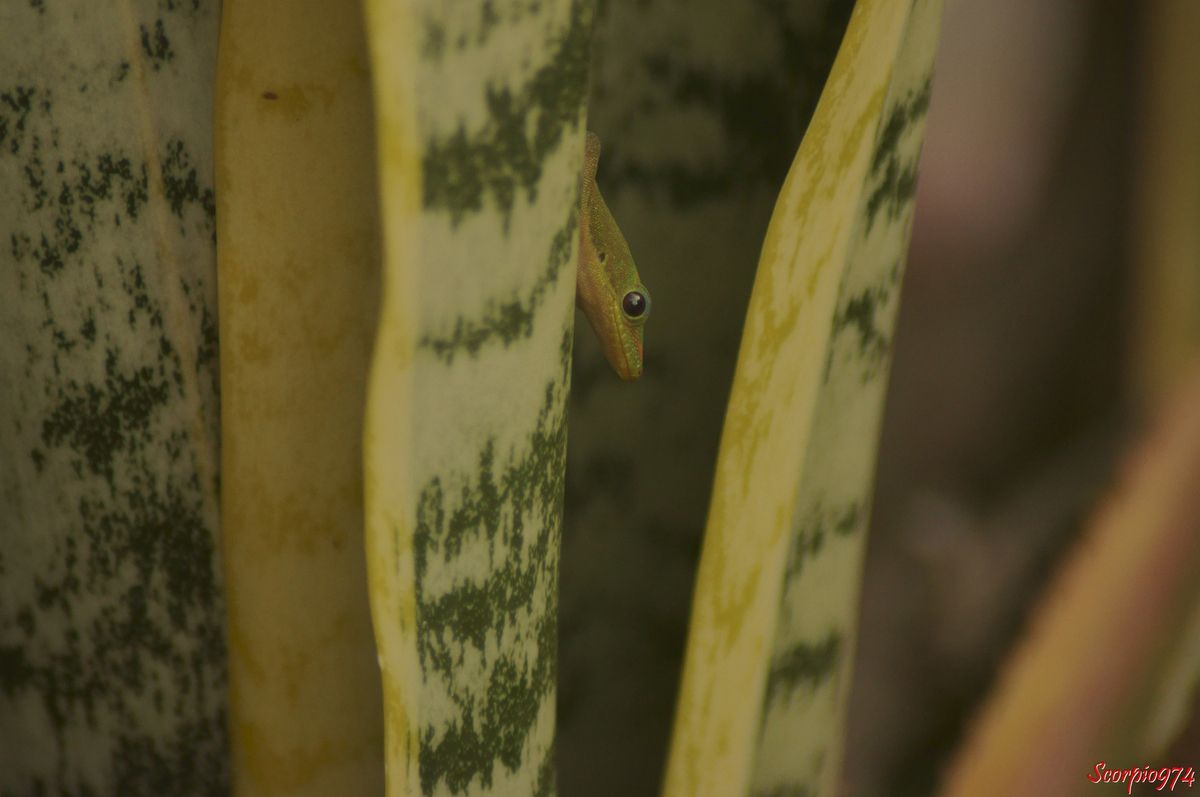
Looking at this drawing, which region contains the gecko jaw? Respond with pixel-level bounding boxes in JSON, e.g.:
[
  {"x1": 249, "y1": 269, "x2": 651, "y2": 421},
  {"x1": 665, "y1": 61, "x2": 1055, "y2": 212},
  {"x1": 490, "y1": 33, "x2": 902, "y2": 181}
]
[{"x1": 618, "y1": 334, "x2": 644, "y2": 382}]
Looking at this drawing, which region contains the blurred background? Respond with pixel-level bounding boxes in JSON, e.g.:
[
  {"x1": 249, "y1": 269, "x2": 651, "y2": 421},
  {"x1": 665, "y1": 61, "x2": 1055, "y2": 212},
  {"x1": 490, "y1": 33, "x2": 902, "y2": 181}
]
[
  {"x1": 560, "y1": 0, "x2": 1200, "y2": 795},
  {"x1": 848, "y1": 0, "x2": 1199, "y2": 794}
]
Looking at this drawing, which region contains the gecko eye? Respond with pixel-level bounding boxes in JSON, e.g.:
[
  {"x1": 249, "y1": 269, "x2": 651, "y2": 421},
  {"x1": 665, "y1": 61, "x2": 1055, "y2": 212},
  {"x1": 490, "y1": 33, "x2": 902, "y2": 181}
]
[
  {"x1": 622, "y1": 291, "x2": 648, "y2": 319},
  {"x1": 597, "y1": 251, "x2": 607, "y2": 263}
]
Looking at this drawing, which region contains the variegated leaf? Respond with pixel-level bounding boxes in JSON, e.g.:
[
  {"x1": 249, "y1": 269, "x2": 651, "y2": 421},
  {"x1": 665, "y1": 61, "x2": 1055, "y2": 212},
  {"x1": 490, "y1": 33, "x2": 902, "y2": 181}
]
[
  {"x1": 0, "y1": 2, "x2": 227, "y2": 794},
  {"x1": 662, "y1": 1, "x2": 944, "y2": 796},
  {"x1": 362, "y1": 0, "x2": 593, "y2": 794}
]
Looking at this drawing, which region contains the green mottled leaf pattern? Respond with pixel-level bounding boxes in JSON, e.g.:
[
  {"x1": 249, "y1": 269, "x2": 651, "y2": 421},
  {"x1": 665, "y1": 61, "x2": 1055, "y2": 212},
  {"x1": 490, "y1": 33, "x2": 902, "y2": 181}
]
[
  {"x1": 364, "y1": 0, "x2": 592, "y2": 794},
  {"x1": 410, "y1": 339, "x2": 570, "y2": 796},
  {"x1": 0, "y1": 3, "x2": 226, "y2": 796},
  {"x1": 750, "y1": 2, "x2": 943, "y2": 796}
]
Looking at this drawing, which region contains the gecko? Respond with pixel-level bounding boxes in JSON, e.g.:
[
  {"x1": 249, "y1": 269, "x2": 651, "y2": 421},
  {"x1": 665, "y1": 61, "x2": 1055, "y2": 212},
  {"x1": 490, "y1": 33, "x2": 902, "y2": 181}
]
[{"x1": 577, "y1": 131, "x2": 650, "y2": 382}]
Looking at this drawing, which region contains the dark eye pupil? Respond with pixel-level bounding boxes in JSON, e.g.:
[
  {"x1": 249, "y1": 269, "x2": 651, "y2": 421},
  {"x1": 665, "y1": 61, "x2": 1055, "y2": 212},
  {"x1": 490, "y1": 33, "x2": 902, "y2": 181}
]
[
  {"x1": 597, "y1": 251, "x2": 607, "y2": 263},
  {"x1": 622, "y1": 291, "x2": 646, "y2": 318}
]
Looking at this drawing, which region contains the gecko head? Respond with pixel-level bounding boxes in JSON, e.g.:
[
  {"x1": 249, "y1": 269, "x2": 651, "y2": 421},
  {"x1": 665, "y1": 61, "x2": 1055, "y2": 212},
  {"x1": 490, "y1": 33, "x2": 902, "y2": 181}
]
[
  {"x1": 582, "y1": 199, "x2": 650, "y2": 382},
  {"x1": 608, "y1": 283, "x2": 649, "y2": 381}
]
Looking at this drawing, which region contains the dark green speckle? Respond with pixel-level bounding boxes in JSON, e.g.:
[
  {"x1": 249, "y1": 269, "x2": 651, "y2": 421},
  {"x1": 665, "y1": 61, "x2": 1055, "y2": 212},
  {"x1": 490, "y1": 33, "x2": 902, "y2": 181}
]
[
  {"x1": 864, "y1": 76, "x2": 932, "y2": 233},
  {"x1": 763, "y1": 632, "x2": 842, "y2": 705},
  {"x1": 421, "y1": 0, "x2": 593, "y2": 228},
  {"x1": 138, "y1": 19, "x2": 175, "y2": 71},
  {"x1": 786, "y1": 500, "x2": 864, "y2": 578},
  {"x1": 419, "y1": 205, "x2": 576, "y2": 362},
  {"x1": 412, "y1": 329, "x2": 571, "y2": 795},
  {"x1": 161, "y1": 138, "x2": 216, "y2": 229}
]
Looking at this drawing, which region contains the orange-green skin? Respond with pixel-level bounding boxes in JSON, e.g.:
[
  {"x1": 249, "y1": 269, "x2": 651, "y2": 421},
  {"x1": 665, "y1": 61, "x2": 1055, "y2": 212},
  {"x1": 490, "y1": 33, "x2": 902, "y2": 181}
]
[{"x1": 577, "y1": 131, "x2": 650, "y2": 381}]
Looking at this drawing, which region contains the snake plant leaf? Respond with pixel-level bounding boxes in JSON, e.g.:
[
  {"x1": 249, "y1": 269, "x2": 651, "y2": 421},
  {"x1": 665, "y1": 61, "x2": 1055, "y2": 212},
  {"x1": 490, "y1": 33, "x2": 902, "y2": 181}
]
[
  {"x1": 362, "y1": 0, "x2": 592, "y2": 794},
  {"x1": 0, "y1": 3, "x2": 227, "y2": 795},
  {"x1": 562, "y1": 1, "x2": 855, "y2": 791},
  {"x1": 214, "y1": 0, "x2": 383, "y2": 794},
  {"x1": 940, "y1": 369, "x2": 1200, "y2": 797},
  {"x1": 662, "y1": 1, "x2": 943, "y2": 796}
]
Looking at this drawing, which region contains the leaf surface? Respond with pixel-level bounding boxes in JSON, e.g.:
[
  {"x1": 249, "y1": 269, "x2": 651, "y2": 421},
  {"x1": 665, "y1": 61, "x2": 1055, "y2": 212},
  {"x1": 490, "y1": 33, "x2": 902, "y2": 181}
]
[
  {"x1": 662, "y1": 2, "x2": 944, "y2": 795},
  {"x1": 214, "y1": 0, "x2": 384, "y2": 793},
  {"x1": 0, "y1": 2, "x2": 226, "y2": 794},
  {"x1": 362, "y1": 1, "x2": 593, "y2": 794}
]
